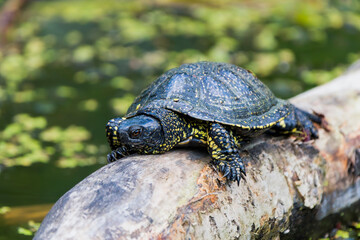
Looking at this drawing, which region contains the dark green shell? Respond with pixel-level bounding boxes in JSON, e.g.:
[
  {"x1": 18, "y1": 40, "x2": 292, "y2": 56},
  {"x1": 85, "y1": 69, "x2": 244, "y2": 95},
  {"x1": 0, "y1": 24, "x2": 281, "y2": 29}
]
[{"x1": 126, "y1": 62, "x2": 291, "y2": 129}]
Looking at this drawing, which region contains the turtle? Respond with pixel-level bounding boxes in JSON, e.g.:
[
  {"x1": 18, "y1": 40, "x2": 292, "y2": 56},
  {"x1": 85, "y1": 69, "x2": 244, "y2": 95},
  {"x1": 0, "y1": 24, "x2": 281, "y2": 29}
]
[{"x1": 105, "y1": 61, "x2": 321, "y2": 184}]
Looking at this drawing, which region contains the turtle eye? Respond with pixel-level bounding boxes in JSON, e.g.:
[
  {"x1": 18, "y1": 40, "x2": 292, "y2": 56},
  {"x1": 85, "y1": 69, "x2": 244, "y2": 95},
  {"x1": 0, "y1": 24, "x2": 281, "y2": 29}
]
[{"x1": 129, "y1": 126, "x2": 142, "y2": 139}]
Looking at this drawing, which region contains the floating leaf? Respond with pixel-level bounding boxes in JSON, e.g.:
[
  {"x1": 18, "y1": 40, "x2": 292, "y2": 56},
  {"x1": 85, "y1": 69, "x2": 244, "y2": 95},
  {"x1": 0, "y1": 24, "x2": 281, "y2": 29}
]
[{"x1": 18, "y1": 227, "x2": 33, "y2": 236}]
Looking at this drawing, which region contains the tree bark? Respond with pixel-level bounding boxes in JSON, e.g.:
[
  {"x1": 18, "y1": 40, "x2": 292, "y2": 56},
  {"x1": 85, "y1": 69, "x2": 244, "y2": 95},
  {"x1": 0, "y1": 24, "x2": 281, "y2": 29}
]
[{"x1": 34, "y1": 69, "x2": 360, "y2": 240}]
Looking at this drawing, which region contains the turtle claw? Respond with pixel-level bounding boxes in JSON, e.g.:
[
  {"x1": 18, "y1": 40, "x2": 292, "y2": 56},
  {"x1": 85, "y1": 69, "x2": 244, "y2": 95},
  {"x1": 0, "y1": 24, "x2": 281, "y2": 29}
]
[
  {"x1": 107, "y1": 147, "x2": 128, "y2": 163},
  {"x1": 219, "y1": 164, "x2": 225, "y2": 173},
  {"x1": 214, "y1": 159, "x2": 246, "y2": 185},
  {"x1": 116, "y1": 150, "x2": 126, "y2": 158},
  {"x1": 107, "y1": 152, "x2": 116, "y2": 163},
  {"x1": 223, "y1": 167, "x2": 230, "y2": 178},
  {"x1": 236, "y1": 175, "x2": 241, "y2": 186}
]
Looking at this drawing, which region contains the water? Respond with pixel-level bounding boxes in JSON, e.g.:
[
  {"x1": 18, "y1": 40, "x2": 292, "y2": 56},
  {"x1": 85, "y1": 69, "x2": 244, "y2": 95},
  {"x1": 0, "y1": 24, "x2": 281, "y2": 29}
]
[{"x1": 0, "y1": 163, "x2": 101, "y2": 239}]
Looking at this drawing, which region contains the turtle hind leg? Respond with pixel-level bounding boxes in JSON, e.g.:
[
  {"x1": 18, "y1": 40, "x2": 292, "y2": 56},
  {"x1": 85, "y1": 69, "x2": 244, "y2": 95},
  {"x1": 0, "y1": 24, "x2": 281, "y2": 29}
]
[
  {"x1": 207, "y1": 123, "x2": 246, "y2": 185},
  {"x1": 273, "y1": 106, "x2": 321, "y2": 140},
  {"x1": 295, "y1": 107, "x2": 322, "y2": 139}
]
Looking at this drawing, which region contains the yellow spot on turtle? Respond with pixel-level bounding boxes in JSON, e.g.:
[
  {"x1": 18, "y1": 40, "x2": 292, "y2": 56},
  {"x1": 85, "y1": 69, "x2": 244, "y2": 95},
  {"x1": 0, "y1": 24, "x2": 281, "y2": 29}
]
[
  {"x1": 279, "y1": 120, "x2": 286, "y2": 128},
  {"x1": 173, "y1": 98, "x2": 179, "y2": 102},
  {"x1": 136, "y1": 104, "x2": 141, "y2": 110}
]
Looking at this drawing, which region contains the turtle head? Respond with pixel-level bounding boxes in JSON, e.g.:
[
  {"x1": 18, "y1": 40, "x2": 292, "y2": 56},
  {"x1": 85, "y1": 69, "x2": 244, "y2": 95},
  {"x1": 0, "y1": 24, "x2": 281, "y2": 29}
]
[{"x1": 105, "y1": 115, "x2": 163, "y2": 162}]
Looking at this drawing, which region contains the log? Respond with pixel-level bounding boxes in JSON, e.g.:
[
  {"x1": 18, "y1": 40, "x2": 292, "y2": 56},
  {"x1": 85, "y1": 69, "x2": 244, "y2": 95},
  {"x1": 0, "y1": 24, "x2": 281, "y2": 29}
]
[{"x1": 34, "y1": 69, "x2": 360, "y2": 240}]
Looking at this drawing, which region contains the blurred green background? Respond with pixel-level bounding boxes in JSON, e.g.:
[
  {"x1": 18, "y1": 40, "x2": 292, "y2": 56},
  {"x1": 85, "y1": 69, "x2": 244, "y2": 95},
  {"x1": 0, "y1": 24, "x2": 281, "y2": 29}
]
[{"x1": 0, "y1": 0, "x2": 359, "y2": 239}]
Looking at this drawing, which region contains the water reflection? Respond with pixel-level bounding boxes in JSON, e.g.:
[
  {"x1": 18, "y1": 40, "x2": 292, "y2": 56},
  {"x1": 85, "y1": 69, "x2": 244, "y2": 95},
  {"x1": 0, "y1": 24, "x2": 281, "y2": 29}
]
[{"x1": 0, "y1": 163, "x2": 101, "y2": 239}]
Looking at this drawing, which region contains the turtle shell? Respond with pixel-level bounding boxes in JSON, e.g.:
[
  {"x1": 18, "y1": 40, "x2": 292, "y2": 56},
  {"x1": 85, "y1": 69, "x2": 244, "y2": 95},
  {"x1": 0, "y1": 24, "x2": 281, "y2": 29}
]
[{"x1": 126, "y1": 62, "x2": 291, "y2": 129}]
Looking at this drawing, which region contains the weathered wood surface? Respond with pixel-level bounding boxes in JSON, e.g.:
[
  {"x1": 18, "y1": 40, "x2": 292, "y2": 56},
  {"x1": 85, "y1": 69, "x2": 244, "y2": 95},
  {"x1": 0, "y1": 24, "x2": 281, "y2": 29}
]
[{"x1": 34, "y1": 69, "x2": 360, "y2": 240}]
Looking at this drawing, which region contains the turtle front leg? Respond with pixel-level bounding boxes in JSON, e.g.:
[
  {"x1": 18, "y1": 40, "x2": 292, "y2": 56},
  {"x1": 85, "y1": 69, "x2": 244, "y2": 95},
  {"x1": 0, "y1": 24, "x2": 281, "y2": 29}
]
[
  {"x1": 107, "y1": 146, "x2": 129, "y2": 163},
  {"x1": 207, "y1": 123, "x2": 246, "y2": 185},
  {"x1": 272, "y1": 106, "x2": 321, "y2": 140}
]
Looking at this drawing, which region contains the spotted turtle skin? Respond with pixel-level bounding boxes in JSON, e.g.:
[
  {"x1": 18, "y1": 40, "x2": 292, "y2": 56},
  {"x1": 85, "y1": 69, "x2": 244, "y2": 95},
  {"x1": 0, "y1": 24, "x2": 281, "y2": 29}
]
[{"x1": 106, "y1": 62, "x2": 321, "y2": 184}]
